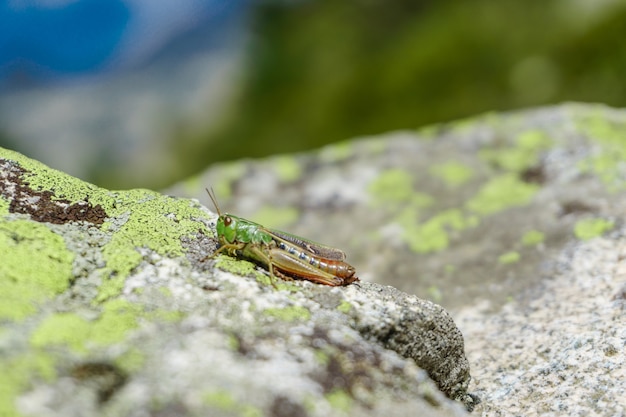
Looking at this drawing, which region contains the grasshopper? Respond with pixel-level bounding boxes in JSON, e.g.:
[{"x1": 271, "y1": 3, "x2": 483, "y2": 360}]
[{"x1": 206, "y1": 188, "x2": 358, "y2": 286}]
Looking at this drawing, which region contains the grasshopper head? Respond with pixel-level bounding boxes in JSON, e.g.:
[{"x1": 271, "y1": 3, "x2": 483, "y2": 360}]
[
  {"x1": 215, "y1": 213, "x2": 238, "y2": 244},
  {"x1": 206, "y1": 187, "x2": 237, "y2": 245}
]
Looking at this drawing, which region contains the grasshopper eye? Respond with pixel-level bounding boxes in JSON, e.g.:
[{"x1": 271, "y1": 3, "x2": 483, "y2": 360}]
[{"x1": 224, "y1": 216, "x2": 232, "y2": 226}]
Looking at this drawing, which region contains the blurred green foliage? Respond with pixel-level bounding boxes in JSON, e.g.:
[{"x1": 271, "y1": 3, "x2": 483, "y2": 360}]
[{"x1": 175, "y1": 0, "x2": 626, "y2": 182}]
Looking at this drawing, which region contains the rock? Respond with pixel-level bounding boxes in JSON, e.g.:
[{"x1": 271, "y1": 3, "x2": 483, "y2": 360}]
[
  {"x1": 166, "y1": 102, "x2": 626, "y2": 416},
  {"x1": 0, "y1": 147, "x2": 472, "y2": 417},
  {"x1": 458, "y1": 225, "x2": 626, "y2": 416},
  {"x1": 5, "y1": 102, "x2": 626, "y2": 417}
]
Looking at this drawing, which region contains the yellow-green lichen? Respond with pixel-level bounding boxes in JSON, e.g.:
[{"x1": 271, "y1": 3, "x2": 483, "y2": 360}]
[
  {"x1": 0, "y1": 220, "x2": 73, "y2": 320},
  {"x1": 574, "y1": 218, "x2": 614, "y2": 240},
  {"x1": 397, "y1": 208, "x2": 478, "y2": 254},
  {"x1": 114, "y1": 348, "x2": 146, "y2": 373},
  {"x1": 273, "y1": 155, "x2": 302, "y2": 183},
  {"x1": 211, "y1": 163, "x2": 247, "y2": 200},
  {"x1": 264, "y1": 305, "x2": 311, "y2": 322},
  {"x1": 0, "y1": 147, "x2": 103, "y2": 205},
  {"x1": 320, "y1": 140, "x2": 353, "y2": 163},
  {"x1": 521, "y1": 230, "x2": 545, "y2": 246},
  {"x1": 336, "y1": 300, "x2": 352, "y2": 314},
  {"x1": 368, "y1": 169, "x2": 417, "y2": 204},
  {"x1": 95, "y1": 190, "x2": 212, "y2": 302},
  {"x1": 216, "y1": 254, "x2": 301, "y2": 291},
  {"x1": 466, "y1": 174, "x2": 538, "y2": 216},
  {"x1": 429, "y1": 162, "x2": 473, "y2": 187},
  {"x1": 577, "y1": 113, "x2": 626, "y2": 192},
  {"x1": 0, "y1": 353, "x2": 56, "y2": 417},
  {"x1": 314, "y1": 350, "x2": 330, "y2": 366},
  {"x1": 426, "y1": 286, "x2": 443, "y2": 303},
  {"x1": 226, "y1": 334, "x2": 240, "y2": 351},
  {"x1": 325, "y1": 389, "x2": 353, "y2": 413},
  {"x1": 0, "y1": 197, "x2": 9, "y2": 213},
  {"x1": 29, "y1": 299, "x2": 177, "y2": 353},
  {"x1": 203, "y1": 390, "x2": 262, "y2": 417},
  {"x1": 479, "y1": 130, "x2": 552, "y2": 172},
  {"x1": 498, "y1": 251, "x2": 521, "y2": 265},
  {"x1": 203, "y1": 390, "x2": 237, "y2": 411},
  {"x1": 30, "y1": 313, "x2": 92, "y2": 352},
  {"x1": 2, "y1": 147, "x2": 214, "y2": 304},
  {"x1": 215, "y1": 255, "x2": 265, "y2": 280}
]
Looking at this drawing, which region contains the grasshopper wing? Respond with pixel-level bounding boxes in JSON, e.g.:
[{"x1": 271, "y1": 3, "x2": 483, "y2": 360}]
[{"x1": 267, "y1": 228, "x2": 346, "y2": 261}]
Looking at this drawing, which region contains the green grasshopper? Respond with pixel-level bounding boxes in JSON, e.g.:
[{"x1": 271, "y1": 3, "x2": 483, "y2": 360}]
[{"x1": 206, "y1": 188, "x2": 358, "y2": 286}]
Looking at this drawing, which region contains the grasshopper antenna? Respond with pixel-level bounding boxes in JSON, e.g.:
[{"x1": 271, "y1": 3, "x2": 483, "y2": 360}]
[{"x1": 205, "y1": 187, "x2": 221, "y2": 216}]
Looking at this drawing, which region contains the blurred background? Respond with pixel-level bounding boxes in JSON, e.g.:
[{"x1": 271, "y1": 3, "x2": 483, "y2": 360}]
[{"x1": 1, "y1": 0, "x2": 625, "y2": 190}]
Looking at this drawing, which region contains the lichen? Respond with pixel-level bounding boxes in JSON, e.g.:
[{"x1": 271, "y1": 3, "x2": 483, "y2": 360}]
[
  {"x1": 264, "y1": 306, "x2": 311, "y2": 322},
  {"x1": 574, "y1": 218, "x2": 614, "y2": 240},
  {"x1": 368, "y1": 169, "x2": 417, "y2": 205},
  {"x1": 29, "y1": 299, "x2": 179, "y2": 353},
  {"x1": 397, "y1": 208, "x2": 478, "y2": 254},
  {"x1": 325, "y1": 389, "x2": 353, "y2": 413},
  {"x1": 577, "y1": 112, "x2": 626, "y2": 192},
  {"x1": 273, "y1": 155, "x2": 302, "y2": 183},
  {"x1": 0, "y1": 220, "x2": 73, "y2": 320},
  {"x1": 466, "y1": 174, "x2": 538, "y2": 216},
  {"x1": 202, "y1": 390, "x2": 262, "y2": 417},
  {"x1": 0, "y1": 353, "x2": 56, "y2": 417},
  {"x1": 336, "y1": 300, "x2": 352, "y2": 314},
  {"x1": 479, "y1": 130, "x2": 552, "y2": 172},
  {"x1": 498, "y1": 251, "x2": 521, "y2": 265},
  {"x1": 95, "y1": 191, "x2": 211, "y2": 302},
  {"x1": 429, "y1": 162, "x2": 473, "y2": 187},
  {"x1": 521, "y1": 229, "x2": 545, "y2": 246}
]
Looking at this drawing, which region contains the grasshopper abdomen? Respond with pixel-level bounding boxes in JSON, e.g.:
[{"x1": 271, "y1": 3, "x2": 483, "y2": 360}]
[{"x1": 276, "y1": 241, "x2": 356, "y2": 280}]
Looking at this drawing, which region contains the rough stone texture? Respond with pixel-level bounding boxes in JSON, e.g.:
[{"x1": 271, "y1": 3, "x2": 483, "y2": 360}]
[
  {"x1": 3, "y1": 102, "x2": 626, "y2": 417},
  {"x1": 458, "y1": 227, "x2": 626, "y2": 416},
  {"x1": 168, "y1": 103, "x2": 626, "y2": 312},
  {"x1": 0, "y1": 147, "x2": 472, "y2": 417},
  {"x1": 165, "y1": 103, "x2": 626, "y2": 416}
]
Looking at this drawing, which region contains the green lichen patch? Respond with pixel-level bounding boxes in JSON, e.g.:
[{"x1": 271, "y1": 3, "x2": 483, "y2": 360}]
[
  {"x1": 498, "y1": 251, "x2": 521, "y2": 265},
  {"x1": 0, "y1": 197, "x2": 9, "y2": 214},
  {"x1": 429, "y1": 162, "x2": 473, "y2": 187},
  {"x1": 273, "y1": 155, "x2": 303, "y2": 183},
  {"x1": 114, "y1": 348, "x2": 146, "y2": 373},
  {"x1": 215, "y1": 255, "x2": 264, "y2": 280},
  {"x1": 368, "y1": 169, "x2": 416, "y2": 205},
  {"x1": 466, "y1": 174, "x2": 539, "y2": 216},
  {"x1": 521, "y1": 230, "x2": 545, "y2": 246},
  {"x1": 479, "y1": 130, "x2": 552, "y2": 172},
  {"x1": 577, "y1": 113, "x2": 626, "y2": 192},
  {"x1": 397, "y1": 208, "x2": 478, "y2": 254},
  {"x1": 1, "y1": 148, "x2": 213, "y2": 304},
  {"x1": 320, "y1": 140, "x2": 353, "y2": 163},
  {"x1": 96, "y1": 190, "x2": 211, "y2": 302},
  {"x1": 264, "y1": 305, "x2": 311, "y2": 322},
  {"x1": 0, "y1": 147, "x2": 102, "y2": 205},
  {"x1": 0, "y1": 352, "x2": 56, "y2": 417},
  {"x1": 336, "y1": 300, "x2": 352, "y2": 314},
  {"x1": 203, "y1": 390, "x2": 263, "y2": 417},
  {"x1": 325, "y1": 389, "x2": 353, "y2": 413},
  {"x1": 573, "y1": 218, "x2": 614, "y2": 240},
  {"x1": 0, "y1": 220, "x2": 73, "y2": 321},
  {"x1": 29, "y1": 299, "x2": 170, "y2": 353}
]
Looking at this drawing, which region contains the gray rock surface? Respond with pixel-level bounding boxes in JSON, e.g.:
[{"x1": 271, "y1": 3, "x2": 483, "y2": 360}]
[
  {"x1": 166, "y1": 102, "x2": 626, "y2": 416},
  {"x1": 3, "y1": 102, "x2": 626, "y2": 417},
  {"x1": 458, "y1": 226, "x2": 625, "y2": 416},
  {"x1": 0, "y1": 147, "x2": 472, "y2": 417}
]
